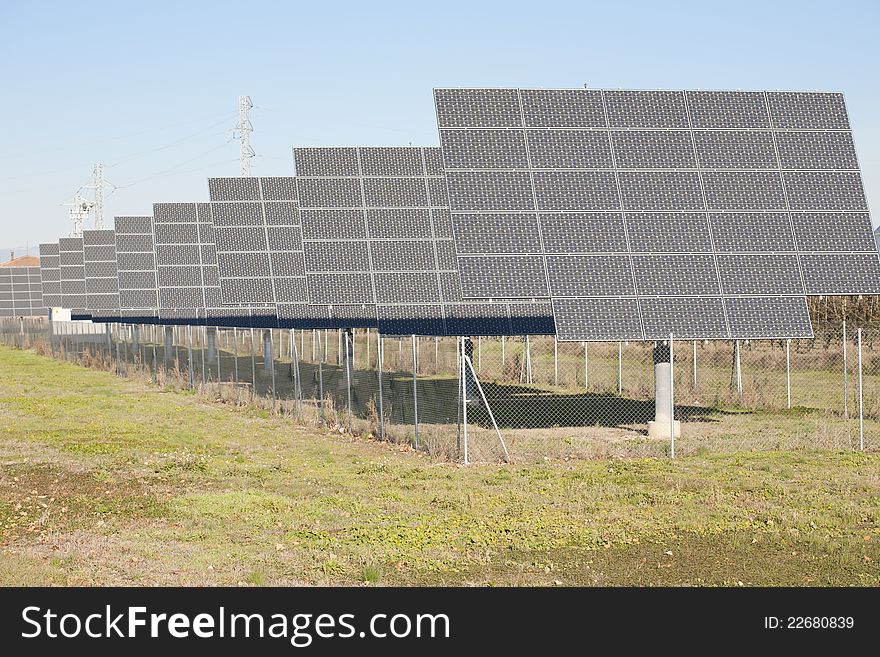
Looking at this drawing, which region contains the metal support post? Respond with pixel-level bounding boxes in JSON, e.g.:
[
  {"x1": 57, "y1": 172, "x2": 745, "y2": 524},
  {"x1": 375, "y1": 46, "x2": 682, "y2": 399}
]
[
  {"x1": 376, "y1": 333, "x2": 384, "y2": 439},
  {"x1": 412, "y1": 334, "x2": 419, "y2": 449},
  {"x1": 463, "y1": 351, "x2": 509, "y2": 463},
  {"x1": 187, "y1": 325, "x2": 194, "y2": 389},
  {"x1": 460, "y1": 337, "x2": 469, "y2": 465},
  {"x1": 858, "y1": 328, "x2": 864, "y2": 451},
  {"x1": 617, "y1": 341, "x2": 623, "y2": 395},
  {"x1": 344, "y1": 329, "x2": 353, "y2": 432},
  {"x1": 843, "y1": 321, "x2": 848, "y2": 419},
  {"x1": 786, "y1": 338, "x2": 792, "y2": 409},
  {"x1": 670, "y1": 334, "x2": 675, "y2": 459}
]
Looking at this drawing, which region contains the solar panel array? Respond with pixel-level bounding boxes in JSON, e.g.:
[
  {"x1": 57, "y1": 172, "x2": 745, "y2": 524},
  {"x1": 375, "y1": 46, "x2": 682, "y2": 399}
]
[
  {"x1": 82, "y1": 229, "x2": 119, "y2": 321},
  {"x1": 58, "y1": 237, "x2": 90, "y2": 319},
  {"x1": 114, "y1": 216, "x2": 160, "y2": 323},
  {"x1": 38, "y1": 243, "x2": 62, "y2": 308},
  {"x1": 24, "y1": 88, "x2": 880, "y2": 341},
  {"x1": 207, "y1": 177, "x2": 317, "y2": 328},
  {"x1": 152, "y1": 202, "x2": 276, "y2": 327},
  {"x1": 0, "y1": 266, "x2": 44, "y2": 317},
  {"x1": 292, "y1": 146, "x2": 555, "y2": 335},
  {"x1": 434, "y1": 88, "x2": 880, "y2": 340}
]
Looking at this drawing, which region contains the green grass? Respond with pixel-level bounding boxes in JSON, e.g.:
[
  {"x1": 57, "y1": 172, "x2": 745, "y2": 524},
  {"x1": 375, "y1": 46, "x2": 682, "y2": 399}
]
[{"x1": 0, "y1": 345, "x2": 878, "y2": 586}]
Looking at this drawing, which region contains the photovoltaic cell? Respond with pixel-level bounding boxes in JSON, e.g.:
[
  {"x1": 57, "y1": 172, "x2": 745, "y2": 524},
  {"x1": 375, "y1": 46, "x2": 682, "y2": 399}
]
[{"x1": 435, "y1": 87, "x2": 879, "y2": 340}]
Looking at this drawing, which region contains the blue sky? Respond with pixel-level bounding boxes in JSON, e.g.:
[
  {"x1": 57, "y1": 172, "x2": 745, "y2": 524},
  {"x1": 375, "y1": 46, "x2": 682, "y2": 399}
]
[{"x1": 1, "y1": 0, "x2": 878, "y2": 252}]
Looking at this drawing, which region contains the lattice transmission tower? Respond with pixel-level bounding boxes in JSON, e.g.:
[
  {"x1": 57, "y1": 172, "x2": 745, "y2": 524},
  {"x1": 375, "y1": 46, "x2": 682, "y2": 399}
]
[{"x1": 237, "y1": 95, "x2": 255, "y2": 176}]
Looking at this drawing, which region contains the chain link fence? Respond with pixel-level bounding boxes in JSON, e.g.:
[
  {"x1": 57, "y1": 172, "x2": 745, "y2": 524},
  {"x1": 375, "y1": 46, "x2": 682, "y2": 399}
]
[{"x1": 1, "y1": 316, "x2": 877, "y2": 463}]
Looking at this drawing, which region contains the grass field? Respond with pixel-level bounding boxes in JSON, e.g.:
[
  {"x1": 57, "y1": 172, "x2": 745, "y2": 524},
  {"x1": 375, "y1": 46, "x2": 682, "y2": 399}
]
[{"x1": 1, "y1": 344, "x2": 878, "y2": 586}]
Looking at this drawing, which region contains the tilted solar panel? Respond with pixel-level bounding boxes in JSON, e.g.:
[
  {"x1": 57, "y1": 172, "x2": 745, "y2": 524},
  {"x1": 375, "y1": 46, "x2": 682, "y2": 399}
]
[
  {"x1": 292, "y1": 146, "x2": 554, "y2": 336},
  {"x1": 38, "y1": 243, "x2": 62, "y2": 309},
  {"x1": 0, "y1": 266, "x2": 44, "y2": 318},
  {"x1": 152, "y1": 202, "x2": 276, "y2": 328},
  {"x1": 115, "y1": 216, "x2": 160, "y2": 324},
  {"x1": 58, "y1": 236, "x2": 90, "y2": 319},
  {"x1": 434, "y1": 88, "x2": 880, "y2": 340},
  {"x1": 82, "y1": 229, "x2": 120, "y2": 322},
  {"x1": 207, "y1": 177, "x2": 316, "y2": 328}
]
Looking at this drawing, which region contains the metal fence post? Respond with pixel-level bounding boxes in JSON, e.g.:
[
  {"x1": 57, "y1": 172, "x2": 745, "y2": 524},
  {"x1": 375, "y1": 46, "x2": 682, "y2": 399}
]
[
  {"x1": 289, "y1": 328, "x2": 302, "y2": 419},
  {"x1": 123, "y1": 324, "x2": 129, "y2": 374},
  {"x1": 460, "y1": 337, "x2": 469, "y2": 465},
  {"x1": 734, "y1": 340, "x2": 743, "y2": 402},
  {"x1": 318, "y1": 329, "x2": 325, "y2": 424},
  {"x1": 376, "y1": 333, "x2": 384, "y2": 439},
  {"x1": 200, "y1": 326, "x2": 207, "y2": 386},
  {"x1": 187, "y1": 325, "x2": 194, "y2": 389},
  {"x1": 786, "y1": 338, "x2": 791, "y2": 409},
  {"x1": 669, "y1": 333, "x2": 675, "y2": 459},
  {"x1": 858, "y1": 327, "x2": 864, "y2": 451},
  {"x1": 249, "y1": 328, "x2": 256, "y2": 402},
  {"x1": 692, "y1": 340, "x2": 697, "y2": 390},
  {"x1": 412, "y1": 334, "x2": 419, "y2": 449},
  {"x1": 554, "y1": 336, "x2": 559, "y2": 386},
  {"x1": 344, "y1": 329, "x2": 353, "y2": 433},
  {"x1": 114, "y1": 324, "x2": 121, "y2": 375},
  {"x1": 583, "y1": 341, "x2": 589, "y2": 389},
  {"x1": 105, "y1": 324, "x2": 112, "y2": 368},
  {"x1": 525, "y1": 335, "x2": 532, "y2": 383},
  {"x1": 215, "y1": 327, "x2": 221, "y2": 389},
  {"x1": 150, "y1": 326, "x2": 157, "y2": 380},
  {"x1": 617, "y1": 341, "x2": 623, "y2": 395},
  {"x1": 232, "y1": 327, "x2": 240, "y2": 405},
  {"x1": 264, "y1": 329, "x2": 276, "y2": 413},
  {"x1": 843, "y1": 320, "x2": 848, "y2": 418}
]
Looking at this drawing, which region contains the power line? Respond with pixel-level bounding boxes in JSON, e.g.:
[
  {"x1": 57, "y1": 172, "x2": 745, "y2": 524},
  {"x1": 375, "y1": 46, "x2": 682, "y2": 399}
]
[
  {"x1": 111, "y1": 142, "x2": 236, "y2": 189},
  {"x1": 0, "y1": 110, "x2": 239, "y2": 160}
]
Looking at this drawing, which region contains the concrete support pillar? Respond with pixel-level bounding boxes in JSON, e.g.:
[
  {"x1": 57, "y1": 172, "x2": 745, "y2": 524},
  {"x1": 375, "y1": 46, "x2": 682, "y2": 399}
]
[
  {"x1": 164, "y1": 326, "x2": 174, "y2": 368},
  {"x1": 207, "y1": 326, "x2": 217, "y2": 362},
  {"x1": 648, "y1": 341, "x2": 680, "y2": 439}
]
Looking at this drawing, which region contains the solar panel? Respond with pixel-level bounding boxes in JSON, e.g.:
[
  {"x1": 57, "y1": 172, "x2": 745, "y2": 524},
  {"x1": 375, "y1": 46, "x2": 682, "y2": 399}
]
[
  {"x1": 292, "y1": 146, "x2": 554, "y2": 336},
  {"x1": 82, "y1": 229, "x2": 119, "y2": 322},
  {"x1": 153, "y1": 202, "x2": 276, "y2": 327},
  {"x1": 58, "y1": 237, "x2": 90, "y2": 319},
  {"x1": 435, "y1": 88, "x2": 880, "y2": 340},
  {"x1": 0, "y1": 266, "x2": 44, "y2": 318},
  {"x1": 208, "y1": 177, "x2": 317, "y2": 328},
  {"x1": 114, "y1": 216, "x2": 160, "y2": 323},
  {"x1": 38, "y1": 243, "x2": 62, "y2": 309}
]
